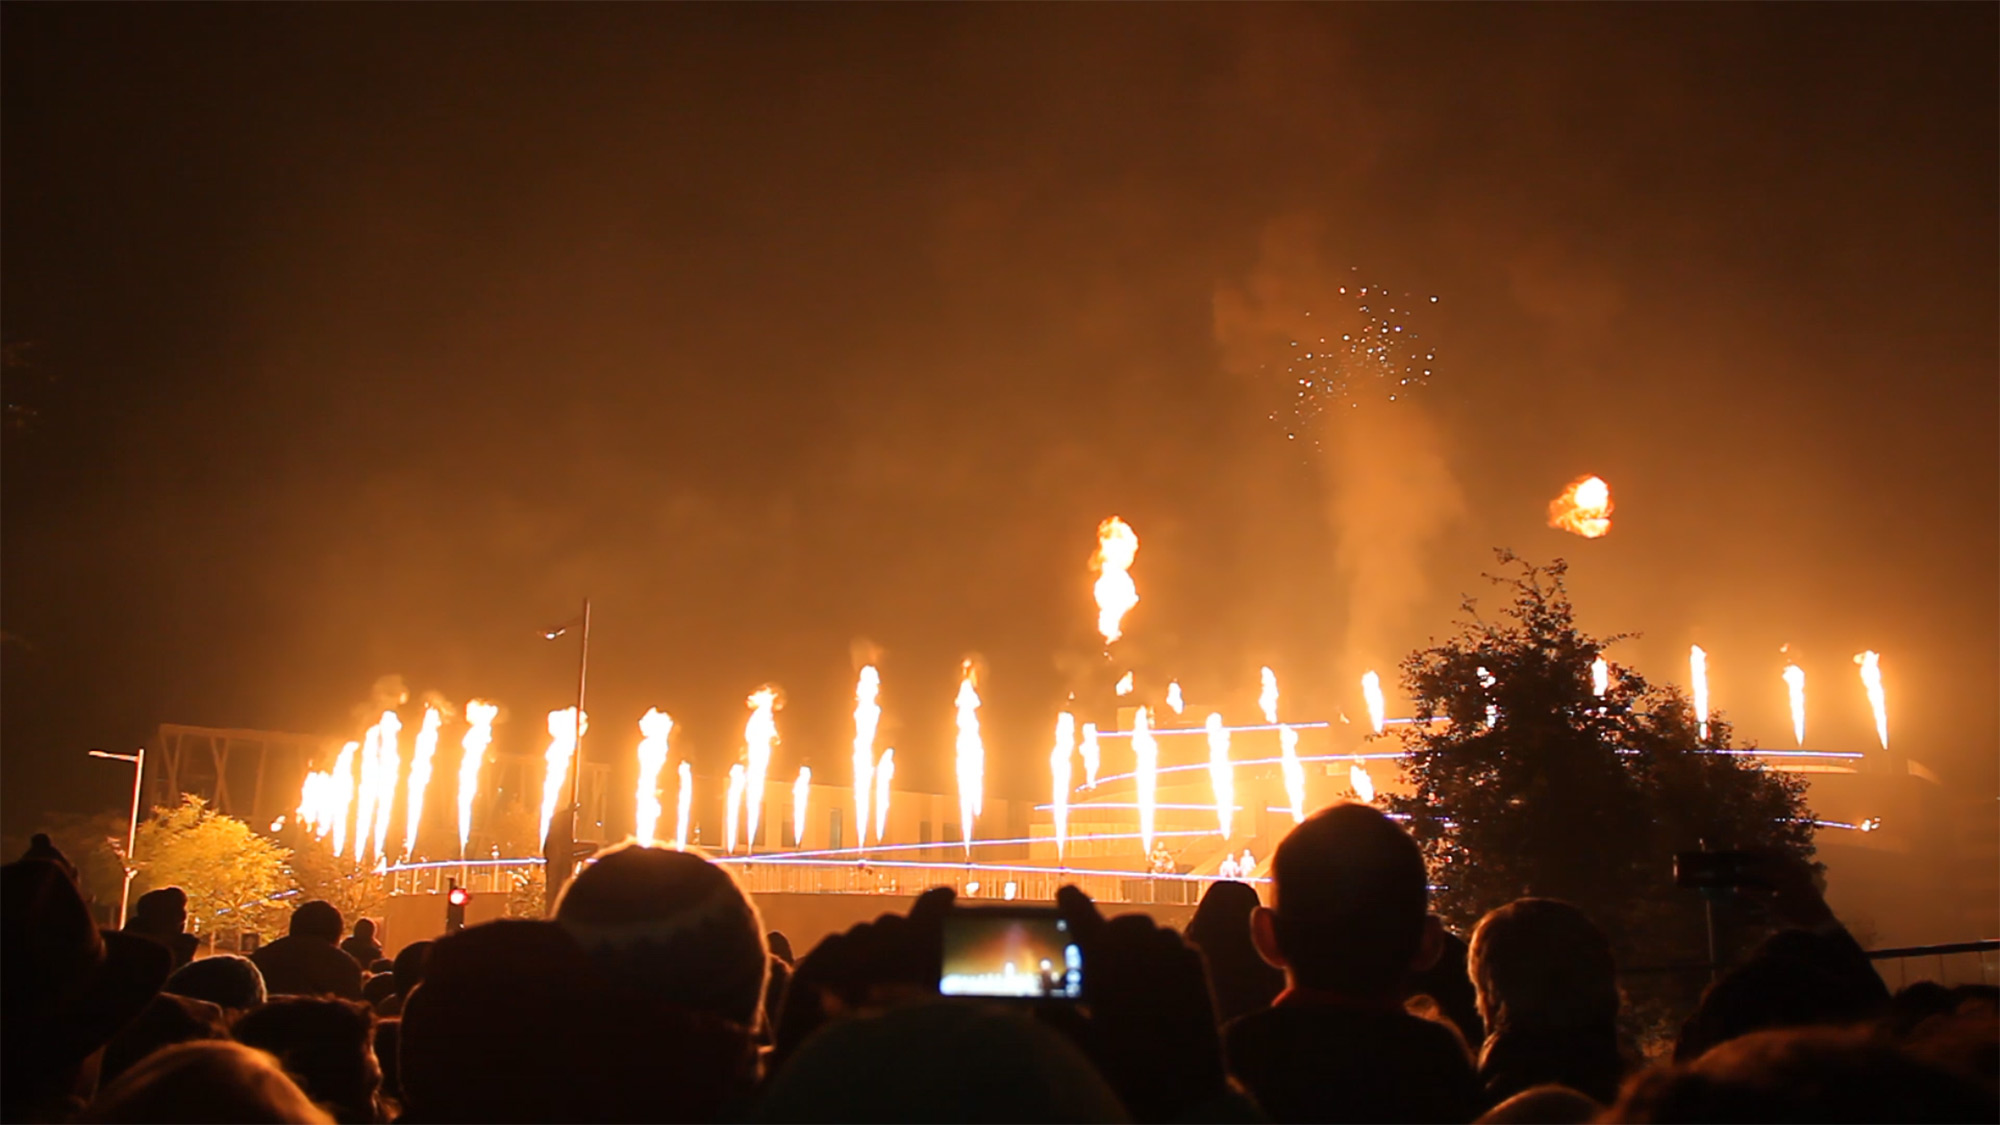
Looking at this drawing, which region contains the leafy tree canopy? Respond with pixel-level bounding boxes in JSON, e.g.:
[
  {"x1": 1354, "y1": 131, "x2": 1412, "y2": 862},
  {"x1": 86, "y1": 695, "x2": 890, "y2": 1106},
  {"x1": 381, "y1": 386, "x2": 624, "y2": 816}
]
[{"x1": 133, "y1": 796, "x2": 294, "y2": 937}]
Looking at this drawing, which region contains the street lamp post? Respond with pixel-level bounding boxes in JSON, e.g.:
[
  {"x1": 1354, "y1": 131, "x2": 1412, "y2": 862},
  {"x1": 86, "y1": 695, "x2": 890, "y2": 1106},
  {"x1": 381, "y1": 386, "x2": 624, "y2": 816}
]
[{"x1": 88, "y1": 746, "x2": 146, "y2": 927}]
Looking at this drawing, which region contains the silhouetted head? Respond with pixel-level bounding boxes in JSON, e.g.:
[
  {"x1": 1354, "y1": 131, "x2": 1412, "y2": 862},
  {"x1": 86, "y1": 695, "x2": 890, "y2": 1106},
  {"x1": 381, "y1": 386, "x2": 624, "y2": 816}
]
[
  {"x1": 1470, "y1": 898, "x2": 1619, "y2": 1034},
  {"x1": 555, "y1": 843, "x2": 769, "y2": 1027},
  {"x1": 1477, "y1": 1083, "x2": 1602, "y2": 1124},
  {"x1": 101, "y1": 993, "x2": 229, "y2": 1086},
  {"x1": 83, "y1": 1040, "x2": 331, "y2": 1124},
  {"x1": 1675, "y1": 928, "x2": 1891, "y2": 1060},
  {"x1": 231, "y1": 997, "x2": 381, "y2": 1123},
  {"x1": 22, "y1": 833, "x2": 78, "y2": 880},
  {"x1": 165, "y1": 954, "x2": 267, "y2": 1013},
  {"x1": 289, "y1": 900, "x2": 344, "y2": 944},
  {"x1": 390, "y1": 940, "x2": 430, "y2": 997},
  {"x1": 130, "y1": 887, "x2": 189, "y2": 936},
  {"x1": 1186, "y1": 879, "x2": 1284, "y2": 1022},
  {"x1": 767, "y1": 930, "x2": 795, "y2": 965},
  {"x1": 1251, "y1": 803, "x2": 1432, "y2": 996},
  {"x1": 351, "y1": 919, "x2": 375, "y2": 941}
]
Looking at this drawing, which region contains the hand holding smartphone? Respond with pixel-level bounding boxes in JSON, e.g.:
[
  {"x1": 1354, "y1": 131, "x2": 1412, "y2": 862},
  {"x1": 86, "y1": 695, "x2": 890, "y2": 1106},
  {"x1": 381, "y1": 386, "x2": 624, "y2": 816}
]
[{"x1": 938, "y1": 905, "x2": 1083, "y2": 1001}]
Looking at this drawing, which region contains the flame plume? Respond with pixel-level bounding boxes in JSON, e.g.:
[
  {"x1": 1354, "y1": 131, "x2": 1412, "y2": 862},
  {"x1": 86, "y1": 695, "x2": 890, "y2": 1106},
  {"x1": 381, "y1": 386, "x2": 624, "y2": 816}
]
[
  {"x1": 329, "y1": 741, "x2": 358, "y2": 858},
  {"x1": 743, "y1": 689, "x2": 780, "y2": 848},
  {"x1": 1591, "y1": 657, "x2": 1609, "y2": 699},
  {"x1": 674, "y1": 760, "x2": 693, "y2": 850},
  {"x1": 1133, "y1": 706, "x2": 1158, "y2": 856},
  {"x1": 1259, "y1": 667, "x2": 1279, "y2": 725},
  {"x1": 1548, "y1": 474, "x2": 1613, "y2": 538},
  {"x1": 1855, "y1": 651, "x2": 1888, "y2": 750},
  {"x1": 634, "y1": 709, "x2": 673, "y2": 846},
  {"x1": 354, "y1": 726, "x2": 381, "y2": 865},
  {"x1": 1205, "y1": 713, "x2": 1234, "y2": 839},
  {"x1": 1092, "y1": 516, "x2": 1141, "y2": 644},
  {"x1": 1115, "y1": 671, "x2": 1134, "y2": 697},
  {"x1": 297, "y1": 770, "x2": 328, "y2": 838},
  {"x1": 955, "y1": 664, "x2": 984, "y2": 856},
  {"x1": 1361, "y1": 670, "x2": 1386, "y2": 734},
  {"x1": 457, "y1": 701, "x2": 497, "y2": 857},
  {"x1": 1350, "y1": 762, "x2": 1376, "y2": 803},
  {"x1": 792, "y1": 766, "x2": 811, "y2": 848},
  {"x1": 1690, "y1": 646, "x2": 1710, "y2": 742},
  {"x1": 1279, "y1": 726, "x2": 1306, "y2": 824},
  {"x1": 1165, "y1": 681, "x2": 1184, "y2": 715},
  {"x1": 1782, "y1": 664, "x2": 1807, "y2": 748},
  {"x1": 539, "y1": 708, "x2": 586, "y2": 850},
  {"x1": 1080, "y1": 722, "x2": 1101, "y2": 789},
  {"x1": 403, "y1": 706, "x2": 442, "y2": 859},
  {"x1": 873, "y1": 748, "x2": 894, "y2": 843},
  {"x1": 1050, "y1": 713, "x2": 1075, "y2": 860},
  {"x1": 372, "y1": 711, "x2": 403, "y2": 865},
  {"x1": 724, "y1": 763, "x2": 746, "y2": 854},
  {"x1": 851, "y1": 667, "x2": 880, "y2": 855}
]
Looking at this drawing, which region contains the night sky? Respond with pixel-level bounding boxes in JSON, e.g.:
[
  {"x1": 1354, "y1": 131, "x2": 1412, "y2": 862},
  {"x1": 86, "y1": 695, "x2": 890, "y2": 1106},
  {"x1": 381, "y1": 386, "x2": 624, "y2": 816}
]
[{"x1": 4, "y1": 6, "x2": 1994, "y2": 841}]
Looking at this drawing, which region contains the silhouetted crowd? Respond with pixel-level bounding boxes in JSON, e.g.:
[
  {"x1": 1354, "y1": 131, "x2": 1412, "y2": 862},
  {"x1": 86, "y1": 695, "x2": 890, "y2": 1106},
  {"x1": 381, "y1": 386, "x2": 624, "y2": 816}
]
[{"x1": 5, "y1": 804, "x2": 1994, "y2": 1123}]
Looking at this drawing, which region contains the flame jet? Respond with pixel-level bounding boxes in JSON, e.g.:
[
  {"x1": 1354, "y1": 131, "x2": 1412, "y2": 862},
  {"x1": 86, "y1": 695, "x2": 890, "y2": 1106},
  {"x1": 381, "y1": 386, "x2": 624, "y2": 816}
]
[
  {"x1": 1133, "y1": 706, "x2": 1158, "y2": 856},
  {"x1": 329, "y1": 741, "x2": 358, "y2": 858},
  {"x1": 1279, "y1": 726, "x2": 1306, "y2": 824},
  {"x1": 955, "y1": 665, "x2": 984, "y2": 856},
  {"x1": 1259, "y1": 667, "x2": 1279, "y2": 725},
  {"x1": 1592, "y1": 657, "x2": 1610, "y2": 699},
  {"x1": 1548, "y1": 475, "x2": 1613, "y2": 538},
  {"x1": 1855, "y1": 651, "x2": 1888, "y2": 750},
  {"x1": 1782, "y1": 664, "x2": 1807, "y2": 747},
  {"x1": 372, "y1": 711, "x2": 403, "y2": 866},
  {"x1": 1350, "y1": 763, "x2": 1376, "y2": 802},
  {"x1": 634, "y1": 709, "x2": 673, "y2": 846},
  {"x1": 743, "y1": 690, "x2": 779, "y2": 848},
  {"x1": 1093, "y1": 517, "x2": 1141, "y2": 644},
  {"x1": 1115, "y1": 671, "x2": 1134, "y2": 697},
  {"x1": 873, "y1": 749, "x2": 894, "y2": 843},
  {"x1": 1080, "y1": 723, "x2": 1101, "y2": 789},
  {"x1": 674, "y1": 761, "x2": 693, "y2": 851},
  {"x1": 1361, "y1": 671, "x2": 1387, "y2": 734},
  {"x1": 1050, "y1": 713, "x2": 1075, "y2": 860},
  {"x1": 457, "y1": 701, "x2": 497, "y2": 857},
  {"x1": 1205, "y1": 713, "x2": 1234, "y2": 839},
  {"x1": 792, "y1": 766, "x2": 811, "y2": 848},
  {"x1": 724, "y1": 764, "x2": 746, "y2": 854},
  {"x1": 403, "y1": 706, "x2": 443, "y2": 859},
  {"x1": 1166, "y1": 682, "x2": 1184, "y2": 715},
  {"x1": 852, "y1": 667, "x2": 880, "y2": 855},
  {"x1": 1690, "y1": 646, "x2": 1710, "y2": 742},
  {"x1": 539, "y1": 708, "x2": 586, "y2": 850}
]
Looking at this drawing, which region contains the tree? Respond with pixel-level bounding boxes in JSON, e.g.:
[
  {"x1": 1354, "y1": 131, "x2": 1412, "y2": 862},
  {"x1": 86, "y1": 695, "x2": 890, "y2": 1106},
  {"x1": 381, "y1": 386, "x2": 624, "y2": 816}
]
[
  {"x1": 5, "y1": 809, "x2": 130, "y2": 920},
  {"x1": 1389, "y1": 553, "x2": 1814, "y2": 985},
  {"x1": 132, "y1": 796, "x2": 295, "y2": 939}
]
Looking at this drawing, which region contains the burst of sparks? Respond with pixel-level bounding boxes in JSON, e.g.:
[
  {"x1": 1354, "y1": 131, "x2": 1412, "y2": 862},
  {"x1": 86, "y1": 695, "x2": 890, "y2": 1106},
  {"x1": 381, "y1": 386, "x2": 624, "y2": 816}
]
[{"x1": 1266, "y1": 278, "x2": 1438, "y2": 441}]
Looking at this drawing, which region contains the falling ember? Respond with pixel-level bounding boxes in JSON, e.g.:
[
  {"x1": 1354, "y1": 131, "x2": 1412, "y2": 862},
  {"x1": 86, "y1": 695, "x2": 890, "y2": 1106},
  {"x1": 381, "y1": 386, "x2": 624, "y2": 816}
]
[
  {"x1": 634, "y1": 708, "x2": 673, "y2": 846},
  {"x1": 1092, "y1": 516, "x2": 1141, "y2": 644},
  {"x1": 402, "y1": 706, "x2": 442, "y2": 860},
  {"x1": 724, "y1": 764, "x2": 746, "y2": 854},
  {"x1": 1132, "y1": 706, "x2": 1159, "y2": 856},
  {"x1": 1350, "y1": 762, "x2": 1376, "y2": 803},
  {"x1": 1361, "y1": 671, "x2": 1386, "y2": 734},
  {"x1": 674, "y1": 760, "x2": 693, "y2": 851},
  {"x1": 1782, "y1": 664, "x2": 1808, "y2": 748},
  {"x1": 538, "y1": 707, "x2": 586, "y2": 850},
  {"x1": 873, "y1": 748, "x2": 894, "y2": 843},
  {"x1": 371, "y1": 711, "x2": 403, "y2": 866},
  {"x1": 792, "y1": 766, "x2": 811, "y2": 848},
  {"x1": 954, "y1": 665, "x2": 984, "y2": 856},
  {"x1": 1165, "y1": 681, "x2": 1184, "y2": 715},
  {"x1": 1259, "y1": 666, "x2": 1279, "y2": 725},
  {"x1": 1279, "y1": 726, "x2": 1306, "y2": 824},
  {"x1": 1547, "y1": 474, "x2": 1613, "y2": 538},
  {"x1": 457, "y1": 700, "x2": 497, "y2": 857},
  {"x1": 1205, "y1": 713, "x2": 1234, "y2": 839},
  {"x1": 1855, "y1": 651, "x2": 1888, "y2": 750},
  {"x1": 1050, "y1": 713, "x2": 1075, "y2": 860},
  {"x1": 852, "y1": 666, "x2": 880, "y2": 856},
  {"x1": 1690, "y1": 646, "x2": 1710, "y2": 742},
  {"x1": 1080, "y1": 722, "x2": 1101, "y2": 789},
  {"x1": 1591, "y1": 657, "x2": 1610, "y2": 699},
  {"x1": 1115, "y1": 671, "x2": 1135, "y2": 696},
  {"x1": 329, "y1": 740, "x2": 358, "y2": 858},
  {"x1": 743, "y1": 689, "x2": 779, "y2": 848}
]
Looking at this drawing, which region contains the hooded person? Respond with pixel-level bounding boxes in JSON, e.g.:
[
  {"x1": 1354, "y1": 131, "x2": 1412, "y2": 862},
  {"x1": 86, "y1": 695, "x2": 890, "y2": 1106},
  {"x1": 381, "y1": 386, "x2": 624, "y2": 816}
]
[{"x1": 252, "y1": 900, "x2": 364, "y2": 999}]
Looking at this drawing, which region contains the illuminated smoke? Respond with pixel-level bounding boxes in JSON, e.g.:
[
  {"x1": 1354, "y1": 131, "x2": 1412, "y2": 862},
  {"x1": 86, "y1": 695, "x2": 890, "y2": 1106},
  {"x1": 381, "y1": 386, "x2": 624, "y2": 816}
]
[
  {"x1": 1591, "y1": 657, "x2": 1610, "y2": 699},
  {"x1": 1092, "y1": 516, "x2": 1141, "y2": 644},
  {"x1": 1259, "y1": 666, "x2": 1279, "y2": 725},
  {"x1": 1115, "y1": 671, "x2": 1134, "y2": 697},
  {"x1": 1133, "y1": 706, "x2": 1158, "y2": 856},
  {"x1": 873, "y1": 748, "x2": 894, "y2": 843},
  {"x1": 1854, "y1": 651, "x2": 1888, "y2": 750},
  {"x1": 1690, "y1": 646, "x2": 1710, "y2": 742},
  {"x1": 634, "y1": 708, "x2": 673, "y2": 846},
  {"x1": 792, "y1": 766, "x2": 811, "y2": 849},
  {"x1": 674, "y1": 760, "x2": 692, "y2": 851},
  {"x1": 403, "y1": 706, "x2": 442, "y2": 859},
  {"x1": 1782, "y1": 663, "x2": 1807, "y2": 748},
  {"x1": 1548, "y1": 475, "x2": 1614, "y2": 538},
  {"x1": 1050, "y1": 712, "x2": 1075, "y2": 860},
  {"x1": 1279, "y1": 726, "x2": 1306, "y2": 824},
  {"x1": 1165, "y1": 681, "x2": 1184, "y2": 715},
  {"x1": 852, "y1": 666, "x2": 880, "y2": 855},
  {"x1": 538, "y1": 707, "x2": 586, "y2": 850},
  {"x1": 743, "y1": 689, "x2": 779, "y2": 847},
  {"x1": 1080, "y1": 722, "x2": 1101, "y2": 789},
  {"x1": 1205, "y1": 712, "x2": 1234, "y2": 839},
  {"x1": 955, "y1": 664, "x2": 984, "y2": 856},
  {"x1": 724, "y1": 763, "x2": 746, "y2": 854},
  {"x1": 1361, "y1": 670, "x2": 1386, "y2": 734},
  {"x1": 457, "y1": 700, "x2": 497, "y2": 857}
]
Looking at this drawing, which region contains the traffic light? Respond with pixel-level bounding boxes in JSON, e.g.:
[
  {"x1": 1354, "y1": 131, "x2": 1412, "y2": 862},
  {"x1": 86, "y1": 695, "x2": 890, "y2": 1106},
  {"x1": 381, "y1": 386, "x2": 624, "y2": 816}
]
[{"x1": 445, "y1": 883, "x2": 470, "y2": 934}]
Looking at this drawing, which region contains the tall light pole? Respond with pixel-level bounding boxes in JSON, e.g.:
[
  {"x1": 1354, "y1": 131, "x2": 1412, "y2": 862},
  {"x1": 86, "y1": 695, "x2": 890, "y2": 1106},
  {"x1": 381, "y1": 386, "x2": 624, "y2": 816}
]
[
  {"x1": 542, "y1": 597, "x2": 590, "y2": 911},
  {"x1": 88, "y1": 746, "x2": 146, "y2": 927}
]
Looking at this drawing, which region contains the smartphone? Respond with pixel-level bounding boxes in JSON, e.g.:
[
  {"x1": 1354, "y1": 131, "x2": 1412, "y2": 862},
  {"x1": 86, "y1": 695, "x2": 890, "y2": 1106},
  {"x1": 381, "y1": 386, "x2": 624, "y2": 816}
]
[
  {"x1": 1673, "y1": 850, "x2": 1767, "y2": 890},
  {"x1": 938, "y1": 905, "x2": 1084, "y2": 1001}
]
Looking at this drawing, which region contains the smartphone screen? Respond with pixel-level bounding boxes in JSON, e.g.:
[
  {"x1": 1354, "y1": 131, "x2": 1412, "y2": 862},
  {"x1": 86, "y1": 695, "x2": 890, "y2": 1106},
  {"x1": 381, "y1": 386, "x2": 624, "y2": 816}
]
[{"x1": 938, "y1": 906, "x2": 1083, "y2": 1000}]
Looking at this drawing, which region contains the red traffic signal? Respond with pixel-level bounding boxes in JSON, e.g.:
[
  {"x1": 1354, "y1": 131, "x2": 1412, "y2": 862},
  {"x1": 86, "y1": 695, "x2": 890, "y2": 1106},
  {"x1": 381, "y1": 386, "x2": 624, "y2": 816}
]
[{"x1": 448, "y1": 887, "x2": 471, "y2": 907}]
